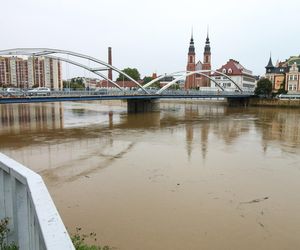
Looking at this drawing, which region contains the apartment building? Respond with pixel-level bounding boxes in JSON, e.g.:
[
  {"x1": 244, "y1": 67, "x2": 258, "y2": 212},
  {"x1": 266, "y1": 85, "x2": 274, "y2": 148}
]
[{"x1": 0, "y1": 56, "x2": 62, "y2": 89}]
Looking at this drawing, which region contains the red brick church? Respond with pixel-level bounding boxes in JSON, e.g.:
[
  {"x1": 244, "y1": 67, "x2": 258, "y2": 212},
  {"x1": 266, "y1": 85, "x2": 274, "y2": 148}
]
[{"x1": 185, "y1": 31, "x2": 211, "y2": 89}]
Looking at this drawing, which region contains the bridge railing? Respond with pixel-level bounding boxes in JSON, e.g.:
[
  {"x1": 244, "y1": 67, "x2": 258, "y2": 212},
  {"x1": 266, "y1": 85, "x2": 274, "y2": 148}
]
[
  {"x1": 0, "y1": 88, "x2": 254, "y2": 98},
  {"x1": 0, "y1": 153, "x2": 74, "y2": 250}
]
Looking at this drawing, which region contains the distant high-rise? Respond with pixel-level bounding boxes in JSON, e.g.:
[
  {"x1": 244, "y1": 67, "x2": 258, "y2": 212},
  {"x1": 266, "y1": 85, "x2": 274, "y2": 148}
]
[
  {"x1": 0, "y1": 57, "x2": 11, "y2": 86},
  {"x1": 0, "y1": 56, "x2": 62, "y2": 89}
]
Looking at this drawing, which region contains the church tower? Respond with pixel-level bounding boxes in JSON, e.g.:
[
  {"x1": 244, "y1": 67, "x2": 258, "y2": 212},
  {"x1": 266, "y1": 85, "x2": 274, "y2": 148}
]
[
  {"x1": 185, "y1": 32, "x2": 196, "y2": 89},
  {"x1": 202, "y1": 30, "x2": 211, "y2": 86}
]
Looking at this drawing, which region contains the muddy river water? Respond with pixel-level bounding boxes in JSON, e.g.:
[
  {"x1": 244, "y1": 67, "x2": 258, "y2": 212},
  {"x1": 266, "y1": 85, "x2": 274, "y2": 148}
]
[{"x1": 1, "y1": 101, "x2": 300, "y2": 250}]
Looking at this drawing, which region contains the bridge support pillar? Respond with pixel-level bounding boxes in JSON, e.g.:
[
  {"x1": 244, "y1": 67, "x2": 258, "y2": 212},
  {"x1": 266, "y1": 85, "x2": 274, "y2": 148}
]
[
  {"x1": 227, "y1": 97, "x2": 250, "y2": 107},
  {"x1": 127, "y1": 99, "x2": 160, "y2": 113}
]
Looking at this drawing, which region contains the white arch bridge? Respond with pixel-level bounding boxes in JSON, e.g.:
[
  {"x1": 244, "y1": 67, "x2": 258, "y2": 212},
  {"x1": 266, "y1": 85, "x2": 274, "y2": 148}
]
[{"x1": 0, "y1": 48, "x2": 254, "y2": 111}]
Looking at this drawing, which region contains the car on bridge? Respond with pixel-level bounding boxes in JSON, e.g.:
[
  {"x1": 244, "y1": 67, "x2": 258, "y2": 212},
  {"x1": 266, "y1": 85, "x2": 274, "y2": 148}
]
[
  {"x1": 27, "y1": 87, "x2": 51, "y2": 96},
  {"x1": 3, "y1": 88, "x2": 25, "y2": 97},
  {"x1": 92, "y1": 89, "x2": 108, "y2": 95}
]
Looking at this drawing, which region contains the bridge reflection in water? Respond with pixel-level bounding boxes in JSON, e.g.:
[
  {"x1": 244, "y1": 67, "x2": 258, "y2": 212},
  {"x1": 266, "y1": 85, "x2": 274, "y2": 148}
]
[{"x1": 1, "y1": 101, "x2": 300, "y2": 182}]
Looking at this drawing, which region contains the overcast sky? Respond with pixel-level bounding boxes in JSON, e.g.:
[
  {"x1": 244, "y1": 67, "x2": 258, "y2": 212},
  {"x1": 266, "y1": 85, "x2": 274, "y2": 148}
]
[{"x1": 2, "y1": 0, "x2": 300, "y2": 79}]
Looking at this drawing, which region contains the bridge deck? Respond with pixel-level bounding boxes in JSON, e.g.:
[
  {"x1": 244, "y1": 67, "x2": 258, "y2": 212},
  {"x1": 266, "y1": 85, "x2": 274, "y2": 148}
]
[{"x1": 0, "y1": 94, "x2": 253, "y2": 104}]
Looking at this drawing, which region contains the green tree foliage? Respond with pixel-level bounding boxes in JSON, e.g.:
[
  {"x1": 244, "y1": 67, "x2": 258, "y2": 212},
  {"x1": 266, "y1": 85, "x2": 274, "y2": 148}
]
[
  {"x1": 254, "y1": 78, "x2": 272, "y2": 97},
  {"x1": 116, "y1": 68, "x2": 140, "y2": 81},
  {"x1": 0, "y1": 218, "x2": 18, "y2": 250},
  {"x1": 71, "y1": 228, "x2": 111, "y2": 250},
  {"x1": 142, "y1": 76, "x2": 153, "y2": 85},
  {"x1": 63, "y1": 77, "x2": 85, "y2": 90},
  {"x1": 142, "y1": 76, "x2": 161, "y2": 88}
]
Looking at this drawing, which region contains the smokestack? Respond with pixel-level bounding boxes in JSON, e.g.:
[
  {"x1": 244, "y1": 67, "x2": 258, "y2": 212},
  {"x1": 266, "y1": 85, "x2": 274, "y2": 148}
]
[{"x1": 108, "y1": 47, "x2": 112, "y2": 81}]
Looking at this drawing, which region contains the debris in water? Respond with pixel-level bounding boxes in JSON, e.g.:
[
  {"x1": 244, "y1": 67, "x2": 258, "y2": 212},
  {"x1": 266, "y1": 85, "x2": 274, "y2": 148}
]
[{"x1": 240, "y1": 197, "x2": 269, "y2": 204}]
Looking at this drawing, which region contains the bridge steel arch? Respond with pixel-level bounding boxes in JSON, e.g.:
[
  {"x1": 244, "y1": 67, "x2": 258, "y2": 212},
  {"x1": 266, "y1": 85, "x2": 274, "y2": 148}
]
[
  {"x1": 44, "y1": 55, "x2": 124, "y2": 91},
  {"x1": 156, "y1": 69, "x2": 242, "y2": 94},
  {"x1": 0, "y1": 48, "x2": 149, "y2": 94},
  {"x1": 145, "y1": 71, "x2": 225, "y2": 92},
  {"x1": 143, "y1": 71, "x2": 187, "y2": 89}
]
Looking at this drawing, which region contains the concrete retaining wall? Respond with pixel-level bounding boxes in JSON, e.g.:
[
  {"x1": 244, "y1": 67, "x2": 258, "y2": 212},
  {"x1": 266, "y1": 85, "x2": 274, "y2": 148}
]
[{"x1": 249, "y1": 98, "x2": 300, "y2": 108}]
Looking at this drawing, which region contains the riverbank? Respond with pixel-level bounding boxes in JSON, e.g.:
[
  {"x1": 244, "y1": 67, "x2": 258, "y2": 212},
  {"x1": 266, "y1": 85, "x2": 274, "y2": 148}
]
[
  {"x1": 161, "y1": 97, "x2": 300, "y2": 109},
  {"x1": 160, "y1": 98, "x2": 226, "y2": 105},
  {"x1": 249, "y1": 98, "x2": 300, "y2": 108}
]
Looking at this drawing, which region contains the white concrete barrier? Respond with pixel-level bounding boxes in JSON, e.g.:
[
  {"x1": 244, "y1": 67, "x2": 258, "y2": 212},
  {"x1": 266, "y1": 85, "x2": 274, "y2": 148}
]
[{"x1": 0, "y1": 153, "x2": 74, "y2": 250}]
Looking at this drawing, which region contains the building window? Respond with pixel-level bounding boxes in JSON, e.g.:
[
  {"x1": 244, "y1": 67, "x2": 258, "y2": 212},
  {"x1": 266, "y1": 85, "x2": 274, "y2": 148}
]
[
  {"x1": 228, "y1": 68, "x2": 232, "y2": 74},
  {"x1": 189, "y1": 56, "x2": 193, "y2": 63},
  {"x1": 222, "y1": 68, "x2": 226, "y2": 74}
]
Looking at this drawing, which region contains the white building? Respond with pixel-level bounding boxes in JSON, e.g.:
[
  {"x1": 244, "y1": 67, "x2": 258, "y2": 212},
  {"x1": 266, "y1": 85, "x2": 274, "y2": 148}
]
[{"x1": 211, "y1": 59, "x2": 257, "y2": 91}]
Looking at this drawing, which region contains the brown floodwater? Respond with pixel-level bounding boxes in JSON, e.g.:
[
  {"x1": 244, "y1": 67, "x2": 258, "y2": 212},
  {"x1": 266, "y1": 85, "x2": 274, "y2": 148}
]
[{"x1": 1, "y1": 101, "x2": 300, "y2": 250}]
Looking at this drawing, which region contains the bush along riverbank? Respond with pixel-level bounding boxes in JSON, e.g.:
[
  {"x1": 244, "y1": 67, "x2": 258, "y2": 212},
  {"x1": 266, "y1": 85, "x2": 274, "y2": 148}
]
[
  {"x1": 1, "y1": 218, "x2": 112, "y2": 250},
  {"x1": 71, "y1": 227, "x2": 112, "y2": 250},
  {"x1": 0, "y1": 218, "x2": 18, "y2": 250}
]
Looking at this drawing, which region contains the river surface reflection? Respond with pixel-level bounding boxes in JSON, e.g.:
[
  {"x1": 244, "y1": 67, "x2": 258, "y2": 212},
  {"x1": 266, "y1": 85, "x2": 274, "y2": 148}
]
[{"x1": 1, "y1": 101, "x2": 300, "y2": 250}]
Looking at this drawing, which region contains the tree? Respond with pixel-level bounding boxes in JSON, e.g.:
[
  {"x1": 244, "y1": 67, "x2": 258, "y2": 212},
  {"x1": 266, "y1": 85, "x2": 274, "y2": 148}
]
[
  {"x1": 254, "y1": 78, "x2": 272, "y2": 97},
  {"x1": 142, "y1": 76, "x2": 153, "y2": 85},
  {"x1": 116, "y1": 68, "x2": 140, "y2": 81},
  {"x1": 63, "y1": 77, "x2": 85, "y2": 90},
  {"x1": 142, "y1": 76, "x2": 161, "y2": 88}
]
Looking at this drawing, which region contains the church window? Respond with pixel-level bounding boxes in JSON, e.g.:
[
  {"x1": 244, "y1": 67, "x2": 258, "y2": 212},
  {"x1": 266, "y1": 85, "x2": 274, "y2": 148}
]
[
  {"x1": 205, "y1": 55, "x2": 209, "y2": 63},
  {"x1": 189, "y1": 56, "x2": 193, "y2": 63}
]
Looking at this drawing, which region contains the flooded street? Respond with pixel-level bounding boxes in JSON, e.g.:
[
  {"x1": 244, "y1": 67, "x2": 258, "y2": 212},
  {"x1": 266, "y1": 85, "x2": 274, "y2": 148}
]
[{"x1": 1, "y1": 101, "x2": 300, "y2": 250}]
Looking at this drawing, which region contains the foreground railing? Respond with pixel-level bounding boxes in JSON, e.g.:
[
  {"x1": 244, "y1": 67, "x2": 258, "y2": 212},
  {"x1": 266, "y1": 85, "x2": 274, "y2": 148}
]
[{"x1": 0, "y1": 153, "x2": 74, "y2": 250}]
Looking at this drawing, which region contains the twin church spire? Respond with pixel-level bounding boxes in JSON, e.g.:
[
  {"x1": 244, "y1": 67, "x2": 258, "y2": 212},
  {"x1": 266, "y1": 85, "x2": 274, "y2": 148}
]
[
  {"x1": 188, "y1": 28, "x2": 211, "y2": 55},
  {"x1": 185, "y1": 27, "x2": 212, "y2": 89}
]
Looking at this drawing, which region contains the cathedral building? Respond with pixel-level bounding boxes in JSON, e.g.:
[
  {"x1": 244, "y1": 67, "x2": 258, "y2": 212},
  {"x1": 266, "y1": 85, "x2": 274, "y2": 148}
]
[{"x1": 184, "y1": 32, "x2": 211, "y2": 89}]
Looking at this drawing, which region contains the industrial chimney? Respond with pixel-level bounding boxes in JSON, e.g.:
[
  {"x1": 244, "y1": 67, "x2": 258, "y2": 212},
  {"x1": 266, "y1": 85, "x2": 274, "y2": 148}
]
[{"x1": 108, "y1": 47, "x2": 112, "y2": 81}]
